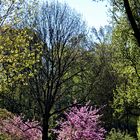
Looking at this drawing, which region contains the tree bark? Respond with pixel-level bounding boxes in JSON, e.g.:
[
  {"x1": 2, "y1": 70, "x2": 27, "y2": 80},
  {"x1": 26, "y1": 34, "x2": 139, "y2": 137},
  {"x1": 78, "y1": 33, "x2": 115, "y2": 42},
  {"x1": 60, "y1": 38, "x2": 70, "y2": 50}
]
[
  {"x1": 42, "y1": 113, "x2": 49, "y2": 140},
  {"x1": 123, "y1": 0, "x2": 140, "y2": 46}
]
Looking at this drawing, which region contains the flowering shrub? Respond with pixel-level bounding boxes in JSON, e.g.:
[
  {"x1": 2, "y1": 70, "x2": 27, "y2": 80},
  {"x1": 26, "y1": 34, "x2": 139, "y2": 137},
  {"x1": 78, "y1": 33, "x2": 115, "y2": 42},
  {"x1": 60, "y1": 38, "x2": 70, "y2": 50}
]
[
  {"x1": 54, "y1": 103, "x2": 106, "y2": 140},
  {"x1": 0, "y1": 109, "x2": 42, "y2": 140}
]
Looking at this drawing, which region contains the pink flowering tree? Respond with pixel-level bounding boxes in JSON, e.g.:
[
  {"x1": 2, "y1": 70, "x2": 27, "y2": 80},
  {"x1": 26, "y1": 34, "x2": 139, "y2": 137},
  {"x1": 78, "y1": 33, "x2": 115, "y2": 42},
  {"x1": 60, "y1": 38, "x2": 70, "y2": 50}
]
[
  {"x1": 54, "y1": 103, "x2": 106, "y2": 140},
  {"x1": 0, "y1": 109, "x2": 42, "y2": 140}
]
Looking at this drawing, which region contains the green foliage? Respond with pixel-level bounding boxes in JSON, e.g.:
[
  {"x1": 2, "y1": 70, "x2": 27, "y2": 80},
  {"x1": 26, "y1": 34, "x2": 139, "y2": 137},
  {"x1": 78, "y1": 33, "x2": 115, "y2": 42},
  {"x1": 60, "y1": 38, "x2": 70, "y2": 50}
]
[
  {"x1": 0, "y1": 133, "x2": 11, "y2": 140},
  {"x1": 137, "y1": 116, "x2": 140, "y2": 139},
  {"x1": 0, "y1": 25, "x2": 43, "y2": 91},
  {"x1": 0, "y1": 108, "x2": 13, "y2": 119},
  {"x1": 83, "y1": 26, "x2": 117, "y2": 129},
  {"x1": 111, "y1": 12, "x2": 140, "y2": 134},
  {"x1": 106, "y1": 128, "x2": 135, "y2": 140}
]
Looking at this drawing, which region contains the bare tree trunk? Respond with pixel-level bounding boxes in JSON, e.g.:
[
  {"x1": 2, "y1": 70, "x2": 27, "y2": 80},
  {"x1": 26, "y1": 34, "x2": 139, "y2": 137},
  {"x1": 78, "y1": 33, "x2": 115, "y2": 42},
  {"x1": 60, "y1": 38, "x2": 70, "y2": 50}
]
[
  {"x1": 42, "y1": 97, "x2": 52, "y2": 140},
  {"x1": 42, "y1": 112, "x2": 49, "y2": 140}
]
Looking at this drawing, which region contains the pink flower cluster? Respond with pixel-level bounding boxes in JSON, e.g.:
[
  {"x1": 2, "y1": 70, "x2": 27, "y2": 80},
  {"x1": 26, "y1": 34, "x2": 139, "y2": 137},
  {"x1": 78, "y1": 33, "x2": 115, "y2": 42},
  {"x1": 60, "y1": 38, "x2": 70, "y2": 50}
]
[
  {"x1": 0, "y1": 113, "x2": 42, "y2": 140},
  {"x1": 55, "y1": 104, "x2": 106, "y2": 140}
]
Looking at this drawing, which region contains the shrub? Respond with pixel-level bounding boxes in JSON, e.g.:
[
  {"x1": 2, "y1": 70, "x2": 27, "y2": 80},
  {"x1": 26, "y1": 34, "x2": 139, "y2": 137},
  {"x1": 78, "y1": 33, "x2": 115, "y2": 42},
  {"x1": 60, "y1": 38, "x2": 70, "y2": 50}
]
[
  {"x1": 54, "y1": 103, "x2": 106, "y2": 140},
  {"x1": 137, "y1": 116, "x2": 140, "y2": 140},
  {"x1": 0, "y1": 108, "x2": 42, "y2": 140},
  {"x1": 0, "y1": 133, "x2": 11, "y2": 140},
  {"x1": 106, "y1": 128, "x2": 135, "y2": 140}
]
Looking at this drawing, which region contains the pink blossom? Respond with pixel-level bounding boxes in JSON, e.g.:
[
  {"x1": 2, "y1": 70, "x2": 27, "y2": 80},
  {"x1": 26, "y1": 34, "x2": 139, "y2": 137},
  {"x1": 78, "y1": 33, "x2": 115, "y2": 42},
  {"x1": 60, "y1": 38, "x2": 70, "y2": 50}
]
[
  {"x1": 0, "y1": 110, "x2": 42, "y2": 140},
  {"x1": 54, "y1": 104, "x2": 106, "y2": 140}
]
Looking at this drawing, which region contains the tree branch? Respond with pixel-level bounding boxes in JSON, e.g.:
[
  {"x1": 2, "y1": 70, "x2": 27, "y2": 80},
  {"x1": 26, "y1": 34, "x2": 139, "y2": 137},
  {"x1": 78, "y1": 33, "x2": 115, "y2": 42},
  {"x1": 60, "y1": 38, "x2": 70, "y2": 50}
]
[{"x1": 123, "y1": 0, "x2": 140, "y2": 46}]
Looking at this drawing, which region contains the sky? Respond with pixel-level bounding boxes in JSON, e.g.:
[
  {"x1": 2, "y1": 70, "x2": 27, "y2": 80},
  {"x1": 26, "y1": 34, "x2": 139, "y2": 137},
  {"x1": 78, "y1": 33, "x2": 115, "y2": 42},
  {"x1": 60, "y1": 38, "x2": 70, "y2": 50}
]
[{"x1": 57, "y1": 0, "x2": 110, "y2": 29}]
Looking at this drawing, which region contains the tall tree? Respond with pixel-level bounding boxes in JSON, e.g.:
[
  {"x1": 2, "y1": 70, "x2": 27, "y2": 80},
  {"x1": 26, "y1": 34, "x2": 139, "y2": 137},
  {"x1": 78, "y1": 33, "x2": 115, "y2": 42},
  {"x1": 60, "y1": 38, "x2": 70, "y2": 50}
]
[
  {"x1": 111, "y1": 17, "x2": 140, "y2": 135},
  {"x1": 17, "y1": 1, "x2": 87, "y2": 139},
  {"x1": 85, "y1": 26, "x2": 118, "y2": 130}
]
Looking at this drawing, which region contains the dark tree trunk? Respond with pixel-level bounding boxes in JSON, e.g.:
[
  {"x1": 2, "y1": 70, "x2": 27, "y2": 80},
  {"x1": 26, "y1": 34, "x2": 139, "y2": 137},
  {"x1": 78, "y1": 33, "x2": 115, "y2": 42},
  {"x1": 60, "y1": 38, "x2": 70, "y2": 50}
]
[
  {"x1": 123, "y1": 0, "x2": 140, "y2": 46},
  {"x1": 42, "y1": 113, "x2": 49, "y2": 140}
]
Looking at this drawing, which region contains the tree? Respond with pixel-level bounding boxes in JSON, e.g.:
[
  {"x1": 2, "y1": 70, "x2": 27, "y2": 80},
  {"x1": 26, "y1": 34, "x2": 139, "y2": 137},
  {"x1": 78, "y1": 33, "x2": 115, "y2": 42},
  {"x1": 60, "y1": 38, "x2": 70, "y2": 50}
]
[
  {"x1": 54, "y1": 103, "x2": 106, "y2": 140},
  {"x1": 93, "y1": 0, "x2": 140, "y2": 47},
  {"x1": 111, "y1": 0, "x2": 140, "y2": 47},
  {"x1": 122, "y1": 0, "x2": 140, "y2": 47},
  {"x1": 16, "y1": 1, "x2": 87, "y2": 139},
  {"x1": 0, "y1": 0, "x2": 42, "y2": 118},
  {"x1": 93, "y1": 0, "x2": 140, "y2": 133},
  {"x1": 83, "y1": 26, "x2": 118, "y2": 130},
  {"x1": 0, "y1": 26, "x2": 42, "y2": 92},
  {"x1": 0, "y1": 0, "x2": 24, "y2": 26},
  {"x1": 110, "y1": 13, "x2": 140, "y2": 136},
  {"x1": 0, "y1": 0, "x2": 38, "y2": 27}
]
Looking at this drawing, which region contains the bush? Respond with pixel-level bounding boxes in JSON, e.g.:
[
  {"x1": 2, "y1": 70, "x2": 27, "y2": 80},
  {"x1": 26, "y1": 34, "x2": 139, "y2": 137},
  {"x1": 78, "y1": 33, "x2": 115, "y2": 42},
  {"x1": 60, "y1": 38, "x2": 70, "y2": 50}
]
[
  {"x1": 137, "y1": 116, "x2": 140, "y2": 140},
  {"x1": 54, "y1": 103, "x2": 106, "y2": 140},
  {"x1": 0, "y1": 133, "x2": 11, "y2": 140},
  {"x1": 106, "y1": 128, "x2": 135, "y2": 140},
  {"x1": 0, "y1": 108, "x2": 42, "y2": 140}
]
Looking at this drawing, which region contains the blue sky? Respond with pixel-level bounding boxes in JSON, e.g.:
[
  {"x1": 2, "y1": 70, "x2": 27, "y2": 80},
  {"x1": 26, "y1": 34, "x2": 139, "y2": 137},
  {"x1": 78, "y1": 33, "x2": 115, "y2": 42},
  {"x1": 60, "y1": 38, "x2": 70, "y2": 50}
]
[{"x1": 57, "y1": 0, "x2": 110, "y2": 29}]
